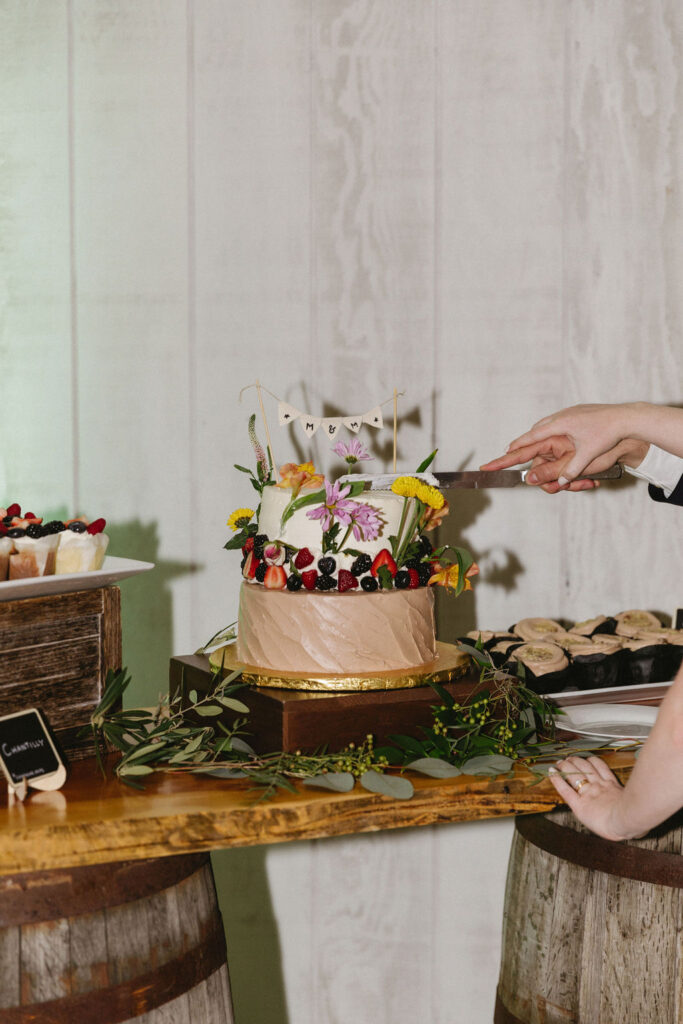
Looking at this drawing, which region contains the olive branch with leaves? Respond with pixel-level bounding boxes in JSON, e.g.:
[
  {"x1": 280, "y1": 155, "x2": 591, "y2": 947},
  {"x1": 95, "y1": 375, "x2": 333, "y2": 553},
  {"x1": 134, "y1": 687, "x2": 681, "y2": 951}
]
[{"x1": 86, "y1": 638, "x2": 625, "y2": 800}]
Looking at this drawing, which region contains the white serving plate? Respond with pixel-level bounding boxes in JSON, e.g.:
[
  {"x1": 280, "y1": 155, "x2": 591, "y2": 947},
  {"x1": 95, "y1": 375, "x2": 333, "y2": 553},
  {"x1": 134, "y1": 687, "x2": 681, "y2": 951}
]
[
  {"x1": 547, "y1": 679, "x2": 672, "y2": 702},
  {"x1": 554, "y1": 702, "x2": 659, "y2": 741},
  {"x1": 0, "y1": 556, "x2": 154, "y2": 601}
]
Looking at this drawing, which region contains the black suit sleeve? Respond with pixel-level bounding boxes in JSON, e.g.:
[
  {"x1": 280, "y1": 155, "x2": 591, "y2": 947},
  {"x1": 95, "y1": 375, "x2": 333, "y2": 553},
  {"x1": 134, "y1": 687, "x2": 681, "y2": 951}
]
[{"x1": 649, "y1": 475, "x2": 683, "y2": 506}]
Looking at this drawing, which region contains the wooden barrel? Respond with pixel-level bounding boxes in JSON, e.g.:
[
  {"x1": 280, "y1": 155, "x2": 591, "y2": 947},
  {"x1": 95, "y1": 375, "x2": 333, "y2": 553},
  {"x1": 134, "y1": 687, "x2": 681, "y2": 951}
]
[
  {"x1": 0, "y1": 852, "x2": 234, "y2": 1023},
  {"x1": 495, "y1": 809, "x2": 683, "y2": 1024}
]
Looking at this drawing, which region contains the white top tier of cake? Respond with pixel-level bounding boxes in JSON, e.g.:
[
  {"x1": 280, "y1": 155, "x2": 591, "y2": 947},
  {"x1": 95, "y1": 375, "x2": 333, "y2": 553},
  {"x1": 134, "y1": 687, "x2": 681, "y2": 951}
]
[{"x1": 257, "y1": 483, "x2": 415, "y2": 555}]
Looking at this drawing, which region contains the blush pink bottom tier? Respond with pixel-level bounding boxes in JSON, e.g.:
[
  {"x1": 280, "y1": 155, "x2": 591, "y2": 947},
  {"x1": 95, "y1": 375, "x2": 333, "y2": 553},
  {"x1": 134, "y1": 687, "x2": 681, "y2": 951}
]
[{"x1": 236, "y1": 583, "x2": 437, "y2": 675}]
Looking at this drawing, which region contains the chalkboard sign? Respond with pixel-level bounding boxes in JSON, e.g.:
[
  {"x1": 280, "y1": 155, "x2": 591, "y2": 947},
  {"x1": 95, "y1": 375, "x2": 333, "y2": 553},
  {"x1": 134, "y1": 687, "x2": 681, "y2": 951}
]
[{"x1": 0, "y1": 709, "x2": 66, "y2": 791}]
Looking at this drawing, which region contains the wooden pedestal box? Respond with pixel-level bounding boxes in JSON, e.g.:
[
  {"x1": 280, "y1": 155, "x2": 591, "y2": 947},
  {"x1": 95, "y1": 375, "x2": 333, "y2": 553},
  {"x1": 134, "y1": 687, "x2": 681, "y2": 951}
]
[
  {"x1": 170, "y1": 654, "x2": 482, "y2": 755},
  {"x1": 0, "y1": 587, "x2": 122, "y2": 761}
]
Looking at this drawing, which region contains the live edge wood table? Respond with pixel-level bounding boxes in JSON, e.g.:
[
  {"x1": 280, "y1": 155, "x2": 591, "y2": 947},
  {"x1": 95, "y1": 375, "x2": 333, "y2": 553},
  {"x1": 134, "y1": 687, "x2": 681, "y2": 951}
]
[{"x1": 0, "y1": 751, "x2": 638, "y2": 1024}]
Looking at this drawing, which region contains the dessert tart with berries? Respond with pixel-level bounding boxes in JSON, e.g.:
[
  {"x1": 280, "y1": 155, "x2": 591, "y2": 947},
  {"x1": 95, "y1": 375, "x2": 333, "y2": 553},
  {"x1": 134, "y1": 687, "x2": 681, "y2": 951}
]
[
  {"x1": 0, "y1": 504, "x2": 108, "y2": 580},
  {"x1": 221, "y1": 425, "x2": 477, "y2": 685}
]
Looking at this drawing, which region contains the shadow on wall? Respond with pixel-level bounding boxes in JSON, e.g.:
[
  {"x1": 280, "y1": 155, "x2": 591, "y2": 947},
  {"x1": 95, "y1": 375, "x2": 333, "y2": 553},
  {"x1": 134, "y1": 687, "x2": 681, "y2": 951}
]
[
  {"x1": 433, "y1": 484, "x2": 524, "y2": 640},
  {"x1": 212, "y1": 847, "x2": 289, "y2": 1024},
  {"x1": 106, "y1": 521, "x2": 197, "y2": 706}
]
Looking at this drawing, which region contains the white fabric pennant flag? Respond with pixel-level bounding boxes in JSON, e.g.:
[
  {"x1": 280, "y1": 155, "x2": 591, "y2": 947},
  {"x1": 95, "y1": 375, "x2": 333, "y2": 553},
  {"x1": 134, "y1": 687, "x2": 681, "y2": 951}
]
[
  {"x1": 343, "y1": 415, "x2": 363, "y2": 434},
  {"x1": 363, "y1": 406, "x2": 384, "y2": 429},
  {"x1": 278, "y1": 401, "x2": 301, "y2": 427},
  {"x1": 299, "y1": 415, "x2": 322, "y2": 438},
  {"x1": 322, "y1": 418, "x2": 343, "y2": 439}
]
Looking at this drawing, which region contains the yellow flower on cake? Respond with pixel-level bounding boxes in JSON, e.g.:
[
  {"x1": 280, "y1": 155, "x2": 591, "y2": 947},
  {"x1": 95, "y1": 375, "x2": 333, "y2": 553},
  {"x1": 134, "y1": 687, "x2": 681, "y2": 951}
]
[
  {"x1": 415, "y1": 483, "x2": 445, "y2": 510},
  {"x1": 391, "y1": 476, "x2": 421, "y2": 499},
  {"x1": 227, "y1": 508, "x2": 255, "y2": 532},
  {"x1": 276, "y1": 462, "x2": 324, "y2": 497},
  {"x1": 391, "y1": 476, "x2": 444, "y2": 510},
  {"x1": 428, "y1": 561, "x2": 479, "y2": 593}
]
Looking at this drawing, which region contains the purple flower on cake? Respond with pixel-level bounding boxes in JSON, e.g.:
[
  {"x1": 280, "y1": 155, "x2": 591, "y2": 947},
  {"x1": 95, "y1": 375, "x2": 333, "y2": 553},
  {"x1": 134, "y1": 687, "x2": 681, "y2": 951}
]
[
  {"x1": 349, "y1": 502, "x2": 382, "y2": 542},
  {"x1": 332, "y1": 439, "x2": 373, "y2": 465},
  {"x1": 306, "y1": 480, "x2": 356, "y2": 532}
]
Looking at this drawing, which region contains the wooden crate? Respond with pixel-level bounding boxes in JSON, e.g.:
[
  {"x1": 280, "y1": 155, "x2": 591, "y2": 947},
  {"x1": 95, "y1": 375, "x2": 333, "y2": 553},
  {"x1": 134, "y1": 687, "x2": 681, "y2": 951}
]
[
  {"x1": 169, "y1": 654, "x2": 481, "y2": 755},
  {"x1": 0, "y1": 587, "x2": 122, "y2": 761}
]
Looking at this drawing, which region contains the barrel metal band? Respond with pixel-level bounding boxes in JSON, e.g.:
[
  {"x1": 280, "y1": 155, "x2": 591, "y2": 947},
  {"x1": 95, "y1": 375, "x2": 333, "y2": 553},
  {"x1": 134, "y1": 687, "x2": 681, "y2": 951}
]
[
  {"x1": 0, "y1": 852, "x2": 210, "y2": 926},
  {"x1": 516, "y1": 814, "x2": 683, "y2": 888},
  {"x1": 4, "y1": 917, "x2": 227, "y2": 1023},
  {"x1": 493, "y1": 990, "x2": 528, "y2": 1024}
]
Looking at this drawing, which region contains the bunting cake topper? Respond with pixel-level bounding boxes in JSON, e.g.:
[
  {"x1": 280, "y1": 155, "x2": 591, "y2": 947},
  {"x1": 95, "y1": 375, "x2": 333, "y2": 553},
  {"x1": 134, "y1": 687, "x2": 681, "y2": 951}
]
[
  {"x1": 239, "y1": 384, "x2": 405, "y2": 470},
  {"x1": 277, "y1": 401, "x2": 385, "y2": 439}
]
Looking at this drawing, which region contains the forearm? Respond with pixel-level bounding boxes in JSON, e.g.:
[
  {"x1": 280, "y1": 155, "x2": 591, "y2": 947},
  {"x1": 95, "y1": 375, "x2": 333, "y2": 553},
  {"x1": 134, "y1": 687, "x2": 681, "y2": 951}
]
[
  {"x1": 628, "y1": 402, "x2": 683, "y2": 459},
  {"x1": 608, "y1": 672, "x2": 683, "y2": 839}
]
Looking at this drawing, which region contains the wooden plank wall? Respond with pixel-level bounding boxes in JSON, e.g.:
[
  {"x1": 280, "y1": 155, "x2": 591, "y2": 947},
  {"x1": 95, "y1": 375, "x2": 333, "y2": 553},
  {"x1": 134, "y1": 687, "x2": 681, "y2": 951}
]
[{"x1": 3, "y1": 2, "x2": 682, "y2": 1022}]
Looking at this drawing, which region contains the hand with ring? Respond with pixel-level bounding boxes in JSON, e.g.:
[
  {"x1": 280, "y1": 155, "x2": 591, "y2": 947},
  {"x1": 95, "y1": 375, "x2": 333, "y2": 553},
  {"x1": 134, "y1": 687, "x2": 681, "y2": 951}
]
[{"x1": 548, "y1": 754, "x2": 635, "y2": 841}]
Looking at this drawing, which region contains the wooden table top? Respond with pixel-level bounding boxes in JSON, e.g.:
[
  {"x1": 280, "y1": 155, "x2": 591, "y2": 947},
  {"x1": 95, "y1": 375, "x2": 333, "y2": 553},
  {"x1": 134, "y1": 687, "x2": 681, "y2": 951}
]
[{"x1": 0, "y1": 751, "x2": 637, "y2": 875}]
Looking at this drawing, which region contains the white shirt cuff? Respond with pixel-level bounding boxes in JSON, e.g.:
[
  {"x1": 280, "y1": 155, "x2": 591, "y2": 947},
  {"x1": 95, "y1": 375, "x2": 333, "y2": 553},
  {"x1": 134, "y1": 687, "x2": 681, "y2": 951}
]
[{"x1": 624, "y1": 445, "x2": 683, "y2": 498}]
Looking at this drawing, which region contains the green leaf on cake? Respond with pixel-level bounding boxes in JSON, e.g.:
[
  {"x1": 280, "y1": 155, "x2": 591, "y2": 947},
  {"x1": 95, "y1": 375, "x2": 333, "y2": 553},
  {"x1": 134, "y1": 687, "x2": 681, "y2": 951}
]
[
  {"x1": 280, "y1": 487, "x2": 327, "y2": 529},
  {"x1": 360, "y1": 770, "x2": 414, "y2": 800},
  {"x1": 376, "y1": 565, "x2": 394, "y2": 590},
  {"x1": 415, "y1": 449, "x2": 437, "y2": 473}
]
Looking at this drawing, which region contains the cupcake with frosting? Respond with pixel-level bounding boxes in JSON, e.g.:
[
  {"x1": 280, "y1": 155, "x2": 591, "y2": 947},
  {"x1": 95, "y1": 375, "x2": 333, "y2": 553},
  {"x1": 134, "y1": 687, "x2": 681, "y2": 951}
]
[
  {"x1": 0, "y1": 526, "x2": 14, "y2": 581},
  {"x1": 8, "y1": 515, "x2": 60, "y2": 578},
  {"x1": 55, "y1": 517, "x2": 109, "y2": 574}
]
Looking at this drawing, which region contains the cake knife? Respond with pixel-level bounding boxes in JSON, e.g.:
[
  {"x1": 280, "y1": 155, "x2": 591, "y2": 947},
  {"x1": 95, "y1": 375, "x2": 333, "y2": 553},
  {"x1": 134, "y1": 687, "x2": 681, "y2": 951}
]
[{"x1": 433, "y1": 465, "x2": 623, "y2": 489}]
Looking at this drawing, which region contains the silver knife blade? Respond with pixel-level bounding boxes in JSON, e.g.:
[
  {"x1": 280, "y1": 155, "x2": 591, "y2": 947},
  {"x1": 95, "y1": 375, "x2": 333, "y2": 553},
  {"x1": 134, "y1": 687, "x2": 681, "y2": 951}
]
[{"x1": 435, "y1": 466, "x2": 623, "y2": 489}]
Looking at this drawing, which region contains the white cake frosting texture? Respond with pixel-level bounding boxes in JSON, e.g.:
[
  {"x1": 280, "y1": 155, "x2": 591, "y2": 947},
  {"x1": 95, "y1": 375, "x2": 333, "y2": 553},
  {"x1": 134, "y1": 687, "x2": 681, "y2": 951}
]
[{"x1": 256, "y1": 483, "x2": 413, "y2": 566}]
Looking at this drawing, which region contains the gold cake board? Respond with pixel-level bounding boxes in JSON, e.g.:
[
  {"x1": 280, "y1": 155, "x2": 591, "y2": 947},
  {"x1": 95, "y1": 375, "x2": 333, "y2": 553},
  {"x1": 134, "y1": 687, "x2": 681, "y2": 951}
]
[{"x1": 208, "y1": 640, "x2": 470, "y2": 692}]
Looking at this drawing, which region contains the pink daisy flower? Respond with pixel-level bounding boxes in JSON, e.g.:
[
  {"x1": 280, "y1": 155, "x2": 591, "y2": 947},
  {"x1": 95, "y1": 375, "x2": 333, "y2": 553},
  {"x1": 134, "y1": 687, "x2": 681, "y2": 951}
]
[
  {"x1": 350, "y1": 502, "x2": 383, "y2": 542},
  {"x1": 306, "y1": 480, "x2": 356, "y2": 532},
  {"x1": 332, "y1": 439, "x2": 373, "y2": 465}
]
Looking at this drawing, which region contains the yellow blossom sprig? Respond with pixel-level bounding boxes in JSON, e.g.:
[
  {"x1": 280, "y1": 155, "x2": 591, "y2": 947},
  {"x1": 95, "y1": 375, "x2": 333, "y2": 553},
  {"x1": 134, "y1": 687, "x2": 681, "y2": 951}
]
[
  {"x1": 390, "y1": 476, "x2": 445, "y2": 567},
  {"x1": 392, "y1": 476, "x2": 444, "y2": 510},
  {"x1": 227, "y1": 507, "x2": 255, "y2": 532}
]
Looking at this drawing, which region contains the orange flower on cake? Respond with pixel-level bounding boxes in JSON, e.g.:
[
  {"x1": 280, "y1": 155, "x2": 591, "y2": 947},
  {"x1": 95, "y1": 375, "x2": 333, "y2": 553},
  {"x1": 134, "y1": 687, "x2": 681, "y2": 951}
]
[
  {"x1": 276, "y1": 462, "x2": 324, "y2": 497},
  {"x1": 421, "y1": 497, "x2": 450, "y2": 532},
  {"x1": 428, "y1": 561, "x2": 479, "y2": 593}
]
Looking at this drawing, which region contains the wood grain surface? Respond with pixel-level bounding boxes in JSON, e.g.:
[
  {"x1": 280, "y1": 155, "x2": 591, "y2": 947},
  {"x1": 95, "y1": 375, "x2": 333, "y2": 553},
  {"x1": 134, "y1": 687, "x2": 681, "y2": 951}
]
[{"x1": 0, "y1": 753, "x2": 636, "y2": 877}]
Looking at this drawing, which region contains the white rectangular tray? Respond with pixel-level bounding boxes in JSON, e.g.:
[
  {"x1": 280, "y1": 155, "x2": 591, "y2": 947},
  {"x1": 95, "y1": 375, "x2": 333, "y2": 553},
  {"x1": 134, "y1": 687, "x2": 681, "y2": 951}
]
[{"x1": 0, "y1": 556, "x2": 154, "y2": 602}]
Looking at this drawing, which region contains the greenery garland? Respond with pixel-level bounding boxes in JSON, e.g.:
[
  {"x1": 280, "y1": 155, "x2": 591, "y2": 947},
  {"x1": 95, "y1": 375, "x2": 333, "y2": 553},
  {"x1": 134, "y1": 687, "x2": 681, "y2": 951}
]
[{"x1": 86, "y1": 639, "x2": 623, "y2": 800}]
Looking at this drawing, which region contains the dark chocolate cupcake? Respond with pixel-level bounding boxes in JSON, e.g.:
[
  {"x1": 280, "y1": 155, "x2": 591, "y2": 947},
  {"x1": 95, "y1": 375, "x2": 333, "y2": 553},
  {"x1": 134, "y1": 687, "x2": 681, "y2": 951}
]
[
  {"x1": 557, "y1": 633, "x2": 623, "y2": 690},
  {"x1": 511, "y1": 618, "x2": 569, "y2": 644},
  {"x1": 620, "y1": 637, "x2": 665, "y2": 685},
  {"x1": 635, "y1": 629, "x2": 683, "y2": 680},
  {"x1": 570, "y1": 615, "x2": 617, "y2": 637},
  {"x1": 489, "y1": 638, "x2": 524, "y2": 668},
  {"x1": 614, "y1": 610, "x2": 662, "y2": 638},
  {"x1": 506, "y1": 642, "x2": 570, "y2": 695}
]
